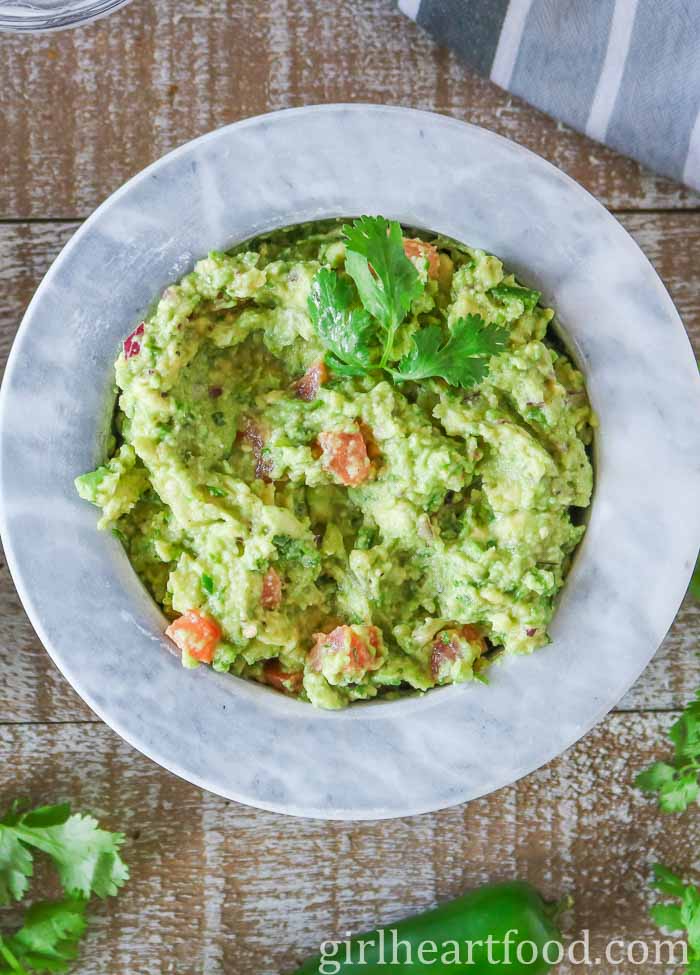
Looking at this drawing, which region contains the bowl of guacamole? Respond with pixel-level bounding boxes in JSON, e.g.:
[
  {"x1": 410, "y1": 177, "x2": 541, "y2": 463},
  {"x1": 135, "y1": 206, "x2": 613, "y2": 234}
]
[
  {"x1": 75, "y1": 216, "x2": 595, "y2": 709},
  {"x1": 2, "y1": 105, "x2": 698, "y2": 817}
]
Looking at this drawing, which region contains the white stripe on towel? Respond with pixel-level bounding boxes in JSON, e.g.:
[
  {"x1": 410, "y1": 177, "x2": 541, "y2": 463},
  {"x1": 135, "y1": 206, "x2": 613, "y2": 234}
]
[
  {"x1": 490, "y1": 0, "x2": 535, "y2": 89},
  {"x1": 398, "y1": 0, "x2": 421, "y2": 18},
  {"x1": 586, "y1": 0, "x2": 639, "y2": 142}
]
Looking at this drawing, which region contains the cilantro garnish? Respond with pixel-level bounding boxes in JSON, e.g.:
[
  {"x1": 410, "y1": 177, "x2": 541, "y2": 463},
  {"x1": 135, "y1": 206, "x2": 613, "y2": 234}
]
[
  {"x1": 308, "y1": 216, "x2": 507, "y2": 390},
  {"x1": 307, "y1": 268, "x2": 376, "y2": 376},
  {"x1": 0, "y1": 800, "x2": 128, "y2": 974},
  {"x1": 635, "y1": 688, "x2": 700, "y2": 812},
  {"x1": 342, "y1": 216, "x2": 423, "y2": 367},
  {"x1": 648, "y1": 864, "x2": 700, "y2": 971},
  {"x1": 390, "y1": 315, "x2": 508, "y2": 389}
]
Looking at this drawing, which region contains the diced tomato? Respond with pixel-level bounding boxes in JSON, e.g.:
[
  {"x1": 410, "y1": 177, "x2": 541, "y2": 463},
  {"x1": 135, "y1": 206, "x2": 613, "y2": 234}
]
[
  {"x1": 237, "y1": 418, "x2": 273, "y2": 482},
  {"x1": 295, "y1": 361, "x2": 328, "y2": 402},
  {"x1": 308, "y1": 625, "x2": 383, "y2": 679},
  {"x1": 123, "y1": 322, "x2": 145, "y2": 359},
  {"x1": 430, "y1": 624, "x2": 486, "y2": 680},
  {"x1": 165, "y1": 610, "x2": 222, "y2": 664},
  {"x1": 403, "y1": 238, "x2": 440, "y2": 279},
  {"x1": 263, "y1": 659, "x2": 303, "y2": 695},
  {"x1": 317, "y1": 430, "x2": 372, "y2": 486},
  {"x1": 261, "y1": 567, "x2": 282, "y2": 610}
]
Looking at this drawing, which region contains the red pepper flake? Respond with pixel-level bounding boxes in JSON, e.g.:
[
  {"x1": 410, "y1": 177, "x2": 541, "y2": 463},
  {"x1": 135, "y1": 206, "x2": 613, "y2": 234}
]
[
  {"x1": 123, "y1": 322, "x2": 145, "y2": 360},
  {"x1": 208, "y1": 386, "x2": 223, "y2": 399}
]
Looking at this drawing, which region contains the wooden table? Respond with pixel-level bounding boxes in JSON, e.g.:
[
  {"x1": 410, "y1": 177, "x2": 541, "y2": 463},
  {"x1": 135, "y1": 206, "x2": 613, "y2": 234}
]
[{"x1": 1, "y1": 3, "x2": 698, "y2": 972}]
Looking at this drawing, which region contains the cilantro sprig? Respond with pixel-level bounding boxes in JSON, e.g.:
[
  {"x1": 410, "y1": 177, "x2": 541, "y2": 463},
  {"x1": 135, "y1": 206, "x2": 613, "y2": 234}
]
[
  {"x1": 389, "y1": 314, "x2": 508, "y2": 388},
  {"x1": 342, "y1": 216, "x2": 424, "y2": 368},
  {"x1": 0, "y1": 801, "x2": 128, "y2": 974},
  {"x1": 635, "y1": 689, "x2": 700, "y2": 812},
  {"x1": 308, "y1": 216, "x2": 507, "y2": 390},
  {"x1": 648, "y1": 864, "x2": 700, "y2": 972}
]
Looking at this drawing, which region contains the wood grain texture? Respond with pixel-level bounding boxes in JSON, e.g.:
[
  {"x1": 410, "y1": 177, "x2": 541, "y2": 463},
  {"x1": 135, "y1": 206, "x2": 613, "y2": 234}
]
[
  {"x1": 0, "y1": 715, "x2": 696, "y2": 974},
  {"x1": 2, "y1": 10, "x2": 700, "y2": 971},
  {"x1": 0, "y1": 0, "x2": 699, "y2": 220},
  {"x1": 1, "y1": 215, "x2": 699, "y2": 723}
]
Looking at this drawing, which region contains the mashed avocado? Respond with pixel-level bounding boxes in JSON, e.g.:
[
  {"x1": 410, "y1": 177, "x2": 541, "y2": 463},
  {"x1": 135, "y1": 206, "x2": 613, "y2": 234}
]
[{"x1": 76, "y1": 219, "x2": 594, "y2": 709}]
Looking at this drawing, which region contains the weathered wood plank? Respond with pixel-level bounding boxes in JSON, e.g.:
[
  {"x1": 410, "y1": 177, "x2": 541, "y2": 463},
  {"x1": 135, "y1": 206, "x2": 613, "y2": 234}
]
[
  {"x1": 0, "y1": 216, "x2": 699, "y2": 722},
  {"x1": 0, "y1": 715, "x2": 696, "y2": 974},
  {"x1": 0, "y1": 0, "x2": 698, "y2": 220}
]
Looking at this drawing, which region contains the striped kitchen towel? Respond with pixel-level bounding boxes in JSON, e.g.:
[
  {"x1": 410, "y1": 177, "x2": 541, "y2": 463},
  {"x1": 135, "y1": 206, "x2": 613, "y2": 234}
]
[{"x1": 398, "y1": 0, "x2": 700, "y2": 191}]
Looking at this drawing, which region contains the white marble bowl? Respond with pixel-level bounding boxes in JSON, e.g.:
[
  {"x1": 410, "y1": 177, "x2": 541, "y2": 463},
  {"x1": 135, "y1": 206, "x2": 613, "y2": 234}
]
[{"x1": 2, "y1": 106, "x2": 699, "y2": 819}]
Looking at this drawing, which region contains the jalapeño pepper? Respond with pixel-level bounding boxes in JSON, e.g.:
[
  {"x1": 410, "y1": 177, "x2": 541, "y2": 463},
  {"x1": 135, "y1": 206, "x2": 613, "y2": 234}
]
[{"x1": 292, "y1": 880, "x2": 569, "y2": 974}]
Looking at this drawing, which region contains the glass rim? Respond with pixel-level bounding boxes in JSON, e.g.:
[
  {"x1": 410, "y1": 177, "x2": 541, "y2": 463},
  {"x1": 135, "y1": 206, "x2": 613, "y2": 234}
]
[{"x1": 0, "y1": 0, "x2": 133, "y2": 32}]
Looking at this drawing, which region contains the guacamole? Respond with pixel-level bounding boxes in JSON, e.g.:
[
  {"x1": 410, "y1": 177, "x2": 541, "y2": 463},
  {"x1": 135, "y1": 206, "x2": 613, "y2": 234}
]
[{"x1": 76, "y1": 219, "x2": 594, "y2": 709}]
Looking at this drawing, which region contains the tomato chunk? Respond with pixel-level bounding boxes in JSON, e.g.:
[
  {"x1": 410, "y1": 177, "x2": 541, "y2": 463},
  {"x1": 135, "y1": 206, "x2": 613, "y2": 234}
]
[
  {"x1": 403, "y1": 238, "x2": 440, "y2": 279},
  {"x1": 166, "y1": 610, "x2": 222, "y2": 663},
  {"x1": 261, "y1": 567, "x2": 282, "y2": 610},
  {"x1": 357, "y1": 421, "x2": 381, "y2": 460},
  {"x1": 263, "y1": 659, "x2": 303, "y2": 695},
  {"x1": 318, "y1": 430, "x2": 372, "y2": 486},
  {"x1": 308, "y1": 625, "x2": 384, "y2": 682},
  {"x1": 430, "y1": 625, "x2": 485, "y2": 681},
  {"x1": 123, "y1": 322, "x2": 145, "y2": 359},
  {"x1": 295, "y1": 360, "x2": 328, "y2": 402}
]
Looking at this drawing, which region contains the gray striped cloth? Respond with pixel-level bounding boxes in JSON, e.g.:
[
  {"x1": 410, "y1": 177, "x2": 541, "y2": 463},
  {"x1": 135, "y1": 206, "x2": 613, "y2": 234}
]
[{"x1": 399, "y1": 0, "x2": 700, "y2": 191}]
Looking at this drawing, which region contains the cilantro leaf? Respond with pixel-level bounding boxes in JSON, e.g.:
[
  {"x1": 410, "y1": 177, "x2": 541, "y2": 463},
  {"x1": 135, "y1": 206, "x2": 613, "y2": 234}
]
[
  {"x1": 659, "y1": 774, "x2": 700, "y2": 813},
  {"x1": 683, "y1": 885, "x2": 700, "y2": 952},
  {"x1": 650, "y1": 902, "x2": 683, "y2": 932},
  {"x1": 649, "y1": 865, "x2": 700, "y2": 969},
  {"x1": 636, "y1": 689, "x2": 700, "y2": 813},
  {"x1": 0, "y1": 803, "x2": 128, "y2": 904},
  {"x1": 392, "y1": 314, "x2": 508, "y2": 389},
  {"x1": 0, "y1": 899, "x2": 87, "y2": 975},
  {"x1": 307, "y1": 267, "x2": 375, "y2": 377},
  {"x1": 0, "y1": 830, "x2": 33, "y2": 906},
  {"x1": 670, "y1": 695, "x2": 700, "y2": 761},
  {"x1": 652, "y1": 864, "x2": 688, "y2": 898},
  {"x1": 342, "y1": 216, "x2": 423, "y2": 366},
  {"x1": 635, "y1": 761, "x2": 676, "y2": 794},
  {"x1": 490, "y1": 283, "x2": 541, "y2": 312}
]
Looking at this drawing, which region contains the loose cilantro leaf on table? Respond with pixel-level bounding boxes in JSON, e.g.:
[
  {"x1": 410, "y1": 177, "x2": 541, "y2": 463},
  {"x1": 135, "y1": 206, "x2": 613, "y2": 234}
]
[
  {"x1": 0, "y1": 802, "x2": 128, "y2": 903},
  {"x1": 690, "y1": 554, "x2": 700, "y2": 601},
  {"x1": 391, "y1": 314, "x2": 508, "y2": 389},
  {"x1": 0, "y1": 898, "x2": 87, "y2": 975},
  {"x1": 307, "y1": 268, "x2": 376, "y2": 376},
  {"x1": 490, "y1": 283, "x2": 541, "y2": 312},
  {"x1": 0, "y1": 800, "x2": 128, "y2": 973},
  {"x1": 635, "y1": 689, "x2": 700, "y2": 812},
  {"x1": 342, "y1": 216, "x2": 424, "y2": 367},
  {"x1": 648, "y1": 864, "x2": 700, "y2": 970}
]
